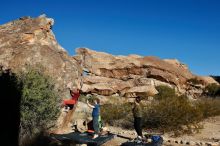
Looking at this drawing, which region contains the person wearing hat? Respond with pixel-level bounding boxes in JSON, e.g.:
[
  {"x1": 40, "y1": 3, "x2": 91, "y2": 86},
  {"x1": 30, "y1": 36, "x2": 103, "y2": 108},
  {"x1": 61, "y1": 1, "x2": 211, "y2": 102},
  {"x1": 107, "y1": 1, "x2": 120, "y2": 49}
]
[{"x1": 132, "y1": 96, "x2": 143, "y2": 139}]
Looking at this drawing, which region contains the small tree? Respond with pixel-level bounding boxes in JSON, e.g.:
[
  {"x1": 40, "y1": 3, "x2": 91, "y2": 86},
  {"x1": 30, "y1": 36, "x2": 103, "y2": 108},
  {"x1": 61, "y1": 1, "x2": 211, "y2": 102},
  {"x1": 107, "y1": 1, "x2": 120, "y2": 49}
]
[{"x1": 19, "y1": 68, "x2": 60, "y2": 143}]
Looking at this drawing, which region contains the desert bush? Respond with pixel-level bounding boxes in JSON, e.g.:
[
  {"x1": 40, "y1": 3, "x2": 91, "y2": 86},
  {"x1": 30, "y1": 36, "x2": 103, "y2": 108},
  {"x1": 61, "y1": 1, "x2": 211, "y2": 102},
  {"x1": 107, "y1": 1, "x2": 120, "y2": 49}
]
[
  {"x1": 187, "y1": 78, "x2": 204, "y2": 85},
  {"x1": 204, "y1": 83, "x2": 220, "y2": 97},
  {"x1": 143, "y1": 96, "x2": 203, "y2": 133},
  {"x1": 144, "y1": 86, "x2": 220, "y2": 133},
  {"x1": 101, "y1": 95, "x2": 204, "y2": 132},
  {"x1": 19, "y1": 68, "x2": 60, "y2": 144},
  {"x1": 101, "y1": 85, "x2": 220, "y2": 135},
  {"x1": 196, "y1": 98, "x2": 220, "y2": 118},
  {"x1": 101, "y1": 102, "x2": 133, "y2": 128},
  {"x1": 154, "y1": 85, "x2": 176, "y2": 100}
]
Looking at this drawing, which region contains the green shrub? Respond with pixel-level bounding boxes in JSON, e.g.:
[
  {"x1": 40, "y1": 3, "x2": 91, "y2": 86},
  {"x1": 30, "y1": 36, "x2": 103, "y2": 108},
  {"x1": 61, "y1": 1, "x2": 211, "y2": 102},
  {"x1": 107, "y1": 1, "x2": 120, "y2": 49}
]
[
  {"x1": 204, "y1": 83, "x2": 220, "y2": 96},
  {"x1": 19, "y1": 68, "x2": 60, "y2": 142},
  {"x1": 154, "y1": 85, "x2": 176, "y2": 100}
]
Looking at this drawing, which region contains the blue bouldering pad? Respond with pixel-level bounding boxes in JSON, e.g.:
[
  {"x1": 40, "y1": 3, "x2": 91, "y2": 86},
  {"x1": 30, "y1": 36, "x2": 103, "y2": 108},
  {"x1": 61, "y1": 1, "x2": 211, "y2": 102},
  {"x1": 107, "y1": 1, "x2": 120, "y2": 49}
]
[
  {"x1": 50, "y1": 132, "x2": 116, "y2": 146},
  {"x1": 121, "y1": 136, "x2": 163, "y2": 146}
]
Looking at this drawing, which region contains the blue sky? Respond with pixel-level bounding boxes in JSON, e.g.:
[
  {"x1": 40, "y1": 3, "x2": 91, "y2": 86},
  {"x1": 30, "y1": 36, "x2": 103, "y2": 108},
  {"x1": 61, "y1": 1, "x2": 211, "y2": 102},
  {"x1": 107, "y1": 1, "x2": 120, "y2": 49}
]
[{"x1": 1, "y1": 0, "x2": 219, "y2": 76}]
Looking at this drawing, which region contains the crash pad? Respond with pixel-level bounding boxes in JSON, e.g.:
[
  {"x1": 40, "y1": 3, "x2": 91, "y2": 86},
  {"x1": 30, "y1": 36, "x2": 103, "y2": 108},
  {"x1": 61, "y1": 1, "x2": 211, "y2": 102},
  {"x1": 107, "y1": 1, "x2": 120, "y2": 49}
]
[
  {"x1": 50, "y1": 132, "x2": 116, "y2": 146},
  {"x1": 121, "y1": 136, "x2": 163, "y2": 146}
]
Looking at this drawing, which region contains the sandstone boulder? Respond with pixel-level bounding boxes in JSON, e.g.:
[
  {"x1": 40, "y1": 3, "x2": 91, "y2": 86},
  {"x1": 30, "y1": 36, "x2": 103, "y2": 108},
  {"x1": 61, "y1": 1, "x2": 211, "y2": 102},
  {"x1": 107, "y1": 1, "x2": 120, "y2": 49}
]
[{"x1": 0, "y1": 15, "x2": 82, "y2": 97}]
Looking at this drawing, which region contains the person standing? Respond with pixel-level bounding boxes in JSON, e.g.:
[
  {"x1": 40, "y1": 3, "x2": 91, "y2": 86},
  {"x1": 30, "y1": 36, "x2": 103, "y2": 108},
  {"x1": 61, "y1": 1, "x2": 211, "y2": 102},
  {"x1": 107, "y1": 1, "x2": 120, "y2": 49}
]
[
  {"x1": 87, "y1": 98, "x2": 100, "y2": 139},
  {"x1": 132, "y1": 96, "x2": 143, "y2": 139}
]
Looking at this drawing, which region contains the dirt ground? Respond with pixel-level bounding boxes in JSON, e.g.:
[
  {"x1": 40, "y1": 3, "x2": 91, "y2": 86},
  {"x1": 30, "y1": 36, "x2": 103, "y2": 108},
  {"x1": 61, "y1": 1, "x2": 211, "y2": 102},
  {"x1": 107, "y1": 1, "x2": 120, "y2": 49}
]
[
  {"x1": 102, "y1": 116, "x2": 220, "y2": 146},
  {"x1": 57, "y1": 103, "x2": 220, "y2": 146}
]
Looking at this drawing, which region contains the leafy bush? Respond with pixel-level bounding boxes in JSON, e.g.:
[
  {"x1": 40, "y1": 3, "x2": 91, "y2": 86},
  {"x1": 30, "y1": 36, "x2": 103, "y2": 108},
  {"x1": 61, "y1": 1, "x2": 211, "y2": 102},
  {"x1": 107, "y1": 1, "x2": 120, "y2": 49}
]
[
  {"x1": 19, "y1": 68, "x2": 60, "y2": 143},
  {"x1": 154, "y1": 85, "x2": 176, "y2": 100},
  {"x1": 204, "y1": 83, "x2": 220, "y2": 97}
]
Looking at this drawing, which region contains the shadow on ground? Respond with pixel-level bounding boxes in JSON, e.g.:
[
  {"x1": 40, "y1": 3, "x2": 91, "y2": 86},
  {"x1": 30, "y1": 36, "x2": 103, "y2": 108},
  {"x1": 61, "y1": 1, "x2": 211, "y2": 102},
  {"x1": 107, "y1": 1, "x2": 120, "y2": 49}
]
[{"x1": 0, "y1": 69, "x2": 21, "y2": 146}]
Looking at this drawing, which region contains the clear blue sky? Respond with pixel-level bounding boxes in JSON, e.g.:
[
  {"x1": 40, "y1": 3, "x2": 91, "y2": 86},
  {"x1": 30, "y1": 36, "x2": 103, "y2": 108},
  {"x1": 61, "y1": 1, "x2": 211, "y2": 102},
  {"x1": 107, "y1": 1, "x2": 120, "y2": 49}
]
[{"x1": 1, "y1": 0, "x2": 219, "y2": 76}]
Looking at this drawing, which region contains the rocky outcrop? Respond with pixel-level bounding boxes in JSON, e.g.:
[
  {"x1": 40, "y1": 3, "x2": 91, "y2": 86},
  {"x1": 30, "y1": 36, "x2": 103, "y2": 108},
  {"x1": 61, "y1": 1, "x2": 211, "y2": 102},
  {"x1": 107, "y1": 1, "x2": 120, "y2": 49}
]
[
  {"x1": 74, "y1": 48, "x2": 218, "y2": 97},
  {"x1": 0, "y1": 15, "x2": 82, "y2": 97},
  {"x1": 0, "y1": 15, "x2": 218, "y2": 98}
]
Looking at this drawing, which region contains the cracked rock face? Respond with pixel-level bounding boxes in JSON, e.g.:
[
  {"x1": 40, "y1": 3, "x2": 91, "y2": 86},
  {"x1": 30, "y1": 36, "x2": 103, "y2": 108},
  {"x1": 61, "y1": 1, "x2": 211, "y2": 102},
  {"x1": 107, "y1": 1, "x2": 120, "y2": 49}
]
[
  {"x1": 0, "y1": 15, "x2": 82, "y2": 97},
  {"x1": 74, "y1": 48, "x2": 218, "y2": 97}
]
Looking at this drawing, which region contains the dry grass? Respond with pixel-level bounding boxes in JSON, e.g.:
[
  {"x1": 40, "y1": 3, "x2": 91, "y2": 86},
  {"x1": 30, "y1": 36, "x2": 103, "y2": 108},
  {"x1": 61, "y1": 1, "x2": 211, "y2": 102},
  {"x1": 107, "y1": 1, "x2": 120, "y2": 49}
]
[{"x1": 101, "y1": 96, "x2": 220, "y2": 134}]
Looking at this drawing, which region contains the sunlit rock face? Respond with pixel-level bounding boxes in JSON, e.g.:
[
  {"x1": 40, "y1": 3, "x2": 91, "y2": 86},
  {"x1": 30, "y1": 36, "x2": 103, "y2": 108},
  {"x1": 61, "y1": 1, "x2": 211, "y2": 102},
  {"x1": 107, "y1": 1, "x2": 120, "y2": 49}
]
[
  {"x1": 0, "y1": 15, "x2": 82, "y2": 97},
  {"x1": 74, "y1": 48, "x2": 218, "y2": 97}
]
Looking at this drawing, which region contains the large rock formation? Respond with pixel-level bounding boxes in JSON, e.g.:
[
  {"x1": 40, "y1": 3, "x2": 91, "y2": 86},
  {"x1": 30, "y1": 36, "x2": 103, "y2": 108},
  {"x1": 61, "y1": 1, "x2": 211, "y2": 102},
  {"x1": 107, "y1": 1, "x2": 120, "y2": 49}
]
[
  {"x1": 74, "y1": 48, "x2": 218, "y2": 97},
  {"x1": 0, "y1": 15, "x2": 82, "y2": 97},
  {"x1": 0, "y1": 15, "x2": 218, "y2": 99}
]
